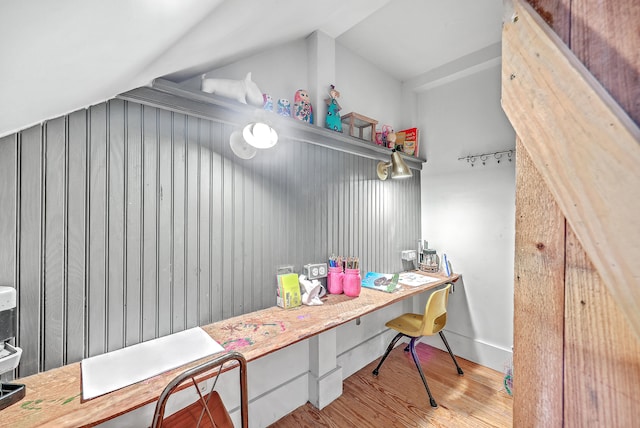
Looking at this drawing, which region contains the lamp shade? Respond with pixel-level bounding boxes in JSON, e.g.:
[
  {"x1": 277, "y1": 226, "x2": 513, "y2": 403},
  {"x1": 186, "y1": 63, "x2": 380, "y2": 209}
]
[
  {"x1": 242, "y1": 122, "x2": 278, "y2": 149},
  {"x1": 229, "y1": 130, "x2": 257, "y2": 159},
  {"x1": 390, "y1": 151, "x2": 412, "y2": 179},
  {"x1": 377, "y1": 150, "x2": 413, "y2": 180}
]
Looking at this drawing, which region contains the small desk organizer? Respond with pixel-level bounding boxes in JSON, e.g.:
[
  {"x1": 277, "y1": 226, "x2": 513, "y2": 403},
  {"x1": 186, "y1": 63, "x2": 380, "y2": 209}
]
[{"x1": 341, "y1": 112, "x2": 378, "y2": 142}]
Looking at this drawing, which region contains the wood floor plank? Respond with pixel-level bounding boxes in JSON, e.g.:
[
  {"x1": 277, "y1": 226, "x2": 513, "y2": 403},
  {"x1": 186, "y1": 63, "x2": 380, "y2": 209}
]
[{"x1": 270, "y1": 343, "x2": 513, "y2": 427}]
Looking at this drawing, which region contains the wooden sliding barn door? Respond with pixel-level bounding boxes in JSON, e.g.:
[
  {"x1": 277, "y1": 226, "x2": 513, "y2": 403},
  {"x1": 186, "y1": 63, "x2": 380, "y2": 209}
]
[{"x1": 508, "y1": 0, "x2": 640, "y2": 426}]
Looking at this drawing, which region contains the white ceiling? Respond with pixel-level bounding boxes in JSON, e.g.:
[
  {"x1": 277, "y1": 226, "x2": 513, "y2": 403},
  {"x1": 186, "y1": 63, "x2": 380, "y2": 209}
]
[
  {"x1": 336, "y1": 0, "x2": 504, "y2": 82},
  {"x1": 0, "y1": 0, "x2": 504, "y2": 138}
]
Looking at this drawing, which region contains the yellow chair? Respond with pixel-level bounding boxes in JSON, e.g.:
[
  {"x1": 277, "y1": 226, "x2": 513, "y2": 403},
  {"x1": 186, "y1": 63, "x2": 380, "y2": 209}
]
[{"x1": 372, "y1": 283, "x2": 463, "y2": 408}]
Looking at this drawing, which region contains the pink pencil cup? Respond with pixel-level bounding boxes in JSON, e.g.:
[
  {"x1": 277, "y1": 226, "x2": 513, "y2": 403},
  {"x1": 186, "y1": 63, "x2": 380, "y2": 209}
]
[
  {"x1": 343, "y1": 268, "x2": 361, "y2": 297},
  {"x1": 327, "y1": 266, "x2": 344, "y2": 294}
]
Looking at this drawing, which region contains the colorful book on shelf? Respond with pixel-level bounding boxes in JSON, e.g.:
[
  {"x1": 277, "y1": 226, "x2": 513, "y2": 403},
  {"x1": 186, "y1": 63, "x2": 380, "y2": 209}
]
[
  {"x1": 361, "y1": 272, "x2": 400, "y2": 293},
  {"x1": 395, "y1": 127, "x2": 419, "y2": 157}
]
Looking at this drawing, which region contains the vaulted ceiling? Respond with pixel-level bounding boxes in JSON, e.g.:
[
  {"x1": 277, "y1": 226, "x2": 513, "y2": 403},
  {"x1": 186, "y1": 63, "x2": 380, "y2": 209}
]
[{"x1": 0, "y1": 0, "x2": 503, "y2": 137}]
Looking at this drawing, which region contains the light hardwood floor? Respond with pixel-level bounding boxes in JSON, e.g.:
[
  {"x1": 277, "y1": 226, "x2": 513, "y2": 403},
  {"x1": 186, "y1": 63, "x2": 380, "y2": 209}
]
[{"x1": 269, "y1": 343, "x2": 513, "y2": 427}]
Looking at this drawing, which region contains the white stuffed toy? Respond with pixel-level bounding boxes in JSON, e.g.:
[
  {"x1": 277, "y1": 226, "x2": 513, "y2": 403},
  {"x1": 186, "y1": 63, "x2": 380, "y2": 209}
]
[
  {"x1": 200, "y1": 72, "x2": 264, "y2": 107},
  {"x1": 299, "y1": 275, "x2": 325, "y2": 306}
]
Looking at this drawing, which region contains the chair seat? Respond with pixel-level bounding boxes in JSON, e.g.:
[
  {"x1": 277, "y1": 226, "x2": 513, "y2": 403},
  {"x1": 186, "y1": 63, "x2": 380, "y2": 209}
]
[
  {"x1": 162, "y1": 391, "x2": 233, "y2": 428},
  {"x1": 151, "y1": 351, "x2": 248, "y2": 428},
  {"x1": 385, "y1": 313, "x2": 423, "y2": 337}
]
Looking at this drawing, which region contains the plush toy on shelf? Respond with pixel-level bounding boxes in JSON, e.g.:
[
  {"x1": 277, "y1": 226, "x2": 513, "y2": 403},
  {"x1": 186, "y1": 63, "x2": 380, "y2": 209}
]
[
  {"x1": 381, "y1": 124, "x2": 394, "y2": 148},
  {"x1": 200, "y1": 72, "x2": 263, "y2": 107},
  {"x1": 293, "y1": 89, "x2": 313, "y2": 123},
  {"x1": 324, "y1": 84, "x2": 342, "y2": 132}
]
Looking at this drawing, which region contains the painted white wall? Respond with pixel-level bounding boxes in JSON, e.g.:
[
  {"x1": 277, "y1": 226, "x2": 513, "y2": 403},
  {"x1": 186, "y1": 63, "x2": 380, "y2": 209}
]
[
  {"x1": 181, "y1": 38, "x2": 309, "y2": 110},
  {"x1": 181, "y1": 36, "x2": 405, "y2": 135},
  {"x1": 183, "y1": 29, "x2": 515, "y2": 375},
  {"x1": 416, "y1": 63, "x2": 515, "y2": 371},
  {"x1": 335, "y1": 43, "x2": 404, "y2": 133}
]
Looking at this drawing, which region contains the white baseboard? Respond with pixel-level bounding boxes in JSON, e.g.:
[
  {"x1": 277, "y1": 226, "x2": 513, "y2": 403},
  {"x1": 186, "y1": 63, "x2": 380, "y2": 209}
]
[
  {"x1": 231, "y1": 372, "x2": 309, "y2": 428},
  {"x1": 337, "y1": 328, "x2": 399, "y2": 378},
  {"x1": 419, "y1": 328, "x2": 512, "y2": 372}
]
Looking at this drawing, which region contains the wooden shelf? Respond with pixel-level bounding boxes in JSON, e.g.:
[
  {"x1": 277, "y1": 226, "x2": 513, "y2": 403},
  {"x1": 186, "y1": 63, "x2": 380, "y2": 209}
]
[{"x1": 118, "y1": 79, "x2": 426, "y2": 170}]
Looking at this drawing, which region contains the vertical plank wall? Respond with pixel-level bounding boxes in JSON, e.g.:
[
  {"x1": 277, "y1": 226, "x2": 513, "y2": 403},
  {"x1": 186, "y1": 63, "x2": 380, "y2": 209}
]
[
  {"x1": 513, "y1": 138, "x2": 565, "y2": 426},
  {"x1": 0, "y1": 99, "x2": 421, "y2": 377},
  {"x1": 514, "y1": 0, "x2": 640, "y2": 426},
  {"x1": 560, "y1": 1, "x2": 640, "y2": 425}
]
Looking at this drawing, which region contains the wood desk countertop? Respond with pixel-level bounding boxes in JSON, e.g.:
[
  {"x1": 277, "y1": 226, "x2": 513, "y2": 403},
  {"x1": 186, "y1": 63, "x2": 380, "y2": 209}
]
[{"x1": 3, "y1": 272, "x2": 458, "y2": 427}]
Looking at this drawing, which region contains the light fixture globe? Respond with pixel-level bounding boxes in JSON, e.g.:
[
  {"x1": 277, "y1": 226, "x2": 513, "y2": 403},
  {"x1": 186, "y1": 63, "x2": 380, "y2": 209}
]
[
  {"x1": 243, "y1": 122, "x2": 278, "y2": 149},
  {"x1": 229, "y1": 130, "x2": 257, "y2": 159}
]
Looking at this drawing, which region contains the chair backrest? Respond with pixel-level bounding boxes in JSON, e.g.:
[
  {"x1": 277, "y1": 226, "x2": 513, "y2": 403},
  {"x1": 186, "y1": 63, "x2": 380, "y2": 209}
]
[
  {"x1": 419, "y1": 283, "x2": 452, "y2": 336},
  {"x1": 151, "y1": 351, "x2": 248, "y2": 428}
]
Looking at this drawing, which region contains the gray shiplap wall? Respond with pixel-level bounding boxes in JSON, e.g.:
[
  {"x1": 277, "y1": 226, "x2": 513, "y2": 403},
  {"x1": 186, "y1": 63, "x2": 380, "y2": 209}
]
[{"x1": 0, "y1": 98, "x2": 420, "y2": 377}]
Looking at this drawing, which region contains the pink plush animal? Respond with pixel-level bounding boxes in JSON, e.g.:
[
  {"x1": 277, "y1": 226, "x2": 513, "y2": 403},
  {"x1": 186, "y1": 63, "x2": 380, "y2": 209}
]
[{"x1": 200, "y1": 72, "x2": 264, "y2": 107}]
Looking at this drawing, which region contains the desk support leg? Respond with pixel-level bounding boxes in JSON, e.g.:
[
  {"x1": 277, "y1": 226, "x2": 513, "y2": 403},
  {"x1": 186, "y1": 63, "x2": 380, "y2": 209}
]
[{"x1": 308, "y1": 329, "x2": 343, "y2": 410}]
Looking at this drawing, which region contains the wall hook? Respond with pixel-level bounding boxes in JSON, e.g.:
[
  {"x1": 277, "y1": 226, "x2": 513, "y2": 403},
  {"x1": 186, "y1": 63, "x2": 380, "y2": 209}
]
[{"x1": 458, "y1": 148, "x2": 514, "y2": 167}]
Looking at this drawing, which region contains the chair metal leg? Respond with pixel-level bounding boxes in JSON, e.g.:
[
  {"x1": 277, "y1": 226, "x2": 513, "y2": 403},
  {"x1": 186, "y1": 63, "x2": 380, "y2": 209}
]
[
  {"x1": 372, "y1": 332, "x2": 404, "y2": 376},
  {"x1": 439, "y1": 331, "x2": 464, "y2": 375},
  {"x1": 408, "y1": 337, "x2": 438, "y2": 408}
]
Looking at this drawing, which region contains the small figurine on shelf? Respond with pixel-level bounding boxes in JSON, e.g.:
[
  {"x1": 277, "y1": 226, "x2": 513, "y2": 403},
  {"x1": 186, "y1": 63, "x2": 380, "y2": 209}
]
[
  {"x1": 324, "y1": 85, "x2": 342, "y2": 132},
  {"x1": 263, "y1": 93, "x2": 273, "y2": 111},
  {"x1": 381, "y1": 124, "x2": 394, "y2": 148},
  {"x1": 277, "y1": 98, "x2": 291, "y2": 117},
  {"x1": 299, "y1": 275, "x2": 325, "y2": 306},
  {"x1": 387, "y1": 131, "x2": 399, "y2": 151},
  {"x1": 293, "y1": 89, "x2": 313, "y2": 123},
  {"x1": 374, "y1": 131, "x2": 384, "y2": 146}
]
